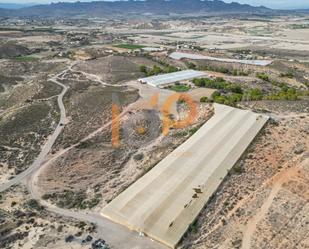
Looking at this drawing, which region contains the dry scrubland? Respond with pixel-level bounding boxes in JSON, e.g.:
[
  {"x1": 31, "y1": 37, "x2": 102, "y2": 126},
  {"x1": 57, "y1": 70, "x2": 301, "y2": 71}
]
[
  {"x1": 0, "y1": 60, "x2": 66, "y2": 183},
  {"x1": 54, "y1": 79, "x2": 139, "y2": 149},
  {"x1": 181, "y1": 100, "x2": 309, "y2": 249},
  {"x1": 0, "y1": 185, "x2": 98, "y2": 249},
  {"x1": 0, "y1": 13, "x2": 308, "y2": 249},
  {"x1": 38, "y1": 104, "x2": 213, "y2": 211},
  {"x1": 73, "y1": 56, "x2": 158, "y2": 84}
]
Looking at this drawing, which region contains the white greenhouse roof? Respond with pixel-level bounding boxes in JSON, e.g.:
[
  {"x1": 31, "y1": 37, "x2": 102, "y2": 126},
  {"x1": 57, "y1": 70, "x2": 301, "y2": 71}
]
[
  {"x1": 169, "y1": 52, "x2": 273, "y2": 66},
  {"x1": 139, "y1": 70, "x2": 207, "y2": 87}
]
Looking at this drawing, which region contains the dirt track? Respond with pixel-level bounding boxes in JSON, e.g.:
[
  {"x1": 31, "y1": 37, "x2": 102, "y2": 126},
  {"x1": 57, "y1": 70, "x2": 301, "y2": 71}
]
[
  {"x1": 241, "y1": 159, "x2": 308, "y2": 249},
  {"x1": 0, "y1": 69, "x2": 69, "y2": 192},
  {"x1": 0, "y1": 61, "x2": 166, "y2": 249}
]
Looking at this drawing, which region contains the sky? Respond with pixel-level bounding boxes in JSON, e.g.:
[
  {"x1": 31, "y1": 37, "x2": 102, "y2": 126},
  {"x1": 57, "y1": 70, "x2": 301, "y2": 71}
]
[{"x1": 0, "y1": 0, "x2": 309, "y2": 10}]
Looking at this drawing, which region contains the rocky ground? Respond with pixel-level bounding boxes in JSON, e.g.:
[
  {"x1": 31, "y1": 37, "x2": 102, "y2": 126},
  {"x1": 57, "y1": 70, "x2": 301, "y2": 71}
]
[
  {"x1": 37, "y1": 103, "x2": 214, "y2": 211},
  {"x1": 181, "y1": 100, "x2": 309, "y2": 249},
  {"x1": 0, "y1": 184, "x2": 106, "y2": 249},
  {"x1": 0, "y1": 60, "x2": 66, "y2": 183},
  {"x1": 1, "y1": 17, "x2": 309, "y2": 249},
  {"x1": 54, "y1": 78, "x2": 139, "y2": 150},
  {"x1": 73, "y1": 55, "x2": 157, "y2": 84}
]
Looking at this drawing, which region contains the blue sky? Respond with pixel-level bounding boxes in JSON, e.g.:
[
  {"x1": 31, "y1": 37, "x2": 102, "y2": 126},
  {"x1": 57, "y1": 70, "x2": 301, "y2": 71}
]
[{"x1": 0, "y1": 0, "x2": 308, "y2": 10}]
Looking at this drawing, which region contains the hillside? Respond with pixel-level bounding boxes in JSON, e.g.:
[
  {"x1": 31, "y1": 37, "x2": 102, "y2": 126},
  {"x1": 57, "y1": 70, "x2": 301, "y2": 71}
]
[{"x1": 0, "y1": 0, "x2": 271, "y2": 18}]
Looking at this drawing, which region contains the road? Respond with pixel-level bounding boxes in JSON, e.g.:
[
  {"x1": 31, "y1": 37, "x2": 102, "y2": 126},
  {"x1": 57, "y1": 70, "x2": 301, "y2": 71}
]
[
  {"x1": 241, "y1": 159, "x2": 307, "y2": 249},
  {"x1": 27, "y1": 163, "x2": 166, "y2": 249},
  {"x1": 0, "y1": 75, "x2": 68, "y2": 192},
  {"x1": 0, "y1": 61, "x2": 167, "y2": 249}
]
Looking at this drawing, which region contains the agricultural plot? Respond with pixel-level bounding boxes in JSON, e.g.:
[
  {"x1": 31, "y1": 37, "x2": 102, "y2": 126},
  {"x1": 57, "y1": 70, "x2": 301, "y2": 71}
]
[{"x1": 102, "y1": 104, "x2": 269, "y2": 248}]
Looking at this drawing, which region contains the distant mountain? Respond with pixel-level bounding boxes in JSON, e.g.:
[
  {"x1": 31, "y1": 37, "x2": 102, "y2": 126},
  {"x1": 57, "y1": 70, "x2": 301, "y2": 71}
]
[
  {"x1": 0, "y1": 3, "x2": 36, "y2": 9},
  {"x1": 0, "y1": 0, "x2": 272, "y2": 18},
  {"x1": 296, "y1": 9, "x2": 309, "y2": 12}
]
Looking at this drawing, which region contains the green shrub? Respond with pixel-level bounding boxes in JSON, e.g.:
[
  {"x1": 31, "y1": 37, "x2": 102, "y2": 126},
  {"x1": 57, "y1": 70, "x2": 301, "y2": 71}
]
[
  {"x1": 256, "y1": 72, "x2": 270, "y2": 81},
  {"x1": 265, "y1": 89, "x2": 299, "y2": 101},
  {"x1": 141, "y1": 64, "x2": 179, "y2": 76},
  {"x1": 200, "y1": 96, "x2": 209, "y2": 103},
  {"x1": 114, "y1": 44, "x2": 145, "y2": 50},
  {"x1": 194, "y1": 78, "x2": 243, "y2": 94},
  {"x1": 248, "y1": 88, "x2": 263, "y2": 100},
  {"x1": 200, "y1": 65, "x2": 249, "y2": 76},
  {"x1": 139, "y1": 65, "x2": 147, "y2": 74},
  {"x1": 211, "y1": 91, "x2": 221, "y2": 99},
  {"x1": 280, "y1": 72, "x2": 294, "y2": 78},
  {"x1": 188, "y1": 220, "x2": 199, "y2": 233},
  {"x1": 168, "y1": 84, "x2": 191, "y2": 92},
  {"x1": 185, "y1": 61, "x2": 197, "y2": 69},
  {"x1": 26, "y1": 199, "x2": 44, "y2": 211}
]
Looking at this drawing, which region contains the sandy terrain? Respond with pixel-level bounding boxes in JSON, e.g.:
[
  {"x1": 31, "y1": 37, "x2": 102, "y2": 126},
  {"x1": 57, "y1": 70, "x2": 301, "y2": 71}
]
[
  {"x1": 129, "y1": 16, "x2": 309, "y2": 53},
  {"x1": 181, "y1": 100, "x2": 309, "y2": 249},
  {"x1": 0, "y1": 14, "x2": 308, "y2": 249},
  {"x1": 187, "y1": 88, "x2": 216, "y2": 101},
  {"x1": 15, "y1": 35, "x2": 63, "y2": 43},
  {"x1": 0, "y1": 185, "x2": 97, "y2": 249}
]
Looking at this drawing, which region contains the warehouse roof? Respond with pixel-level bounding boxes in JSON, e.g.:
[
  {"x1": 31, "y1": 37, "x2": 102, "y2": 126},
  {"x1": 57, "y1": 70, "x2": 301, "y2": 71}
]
[
  {"x1": 138, "y1": 70, "x2": 207, "y2": 87},
  {"x1": 169, "y1": 52, "x2": 273, "y2": 66}
]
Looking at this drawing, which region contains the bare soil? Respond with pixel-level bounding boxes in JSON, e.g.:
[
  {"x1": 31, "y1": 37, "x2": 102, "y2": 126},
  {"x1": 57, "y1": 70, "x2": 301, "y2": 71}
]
[{"x1": 181, "y1": 100, "x2": 309, "y2": 249}]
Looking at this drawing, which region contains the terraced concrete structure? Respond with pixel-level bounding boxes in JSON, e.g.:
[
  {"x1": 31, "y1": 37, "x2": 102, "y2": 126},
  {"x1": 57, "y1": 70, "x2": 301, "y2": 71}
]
[{"x1": 102, "y1": 104, "x2": 269, "y2": 248}]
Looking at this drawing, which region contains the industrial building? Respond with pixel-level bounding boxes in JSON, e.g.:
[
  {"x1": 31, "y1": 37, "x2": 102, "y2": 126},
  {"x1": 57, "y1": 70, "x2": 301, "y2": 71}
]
[
  {"x1": 102, "y1": 104, "x2": 269, "y2": 248},
  {"x1": 138, "y1": 70, "x2": 207, "y2": 88},
  {"x1": 169, "y1": 52, "x2": 273, "y2": 66}
]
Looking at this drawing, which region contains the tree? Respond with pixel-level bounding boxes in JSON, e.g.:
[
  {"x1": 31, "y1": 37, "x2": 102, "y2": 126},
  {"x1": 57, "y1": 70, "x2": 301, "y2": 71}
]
[
  {"x1": 211, "y1": 91, "x2": 221, "y2": 100},
  {"x1": 256, "y1": 72, "x2": 270, "y2": 82},
  {"x1": 248, "y1": 88, "x2": 263, "y2": 100}
]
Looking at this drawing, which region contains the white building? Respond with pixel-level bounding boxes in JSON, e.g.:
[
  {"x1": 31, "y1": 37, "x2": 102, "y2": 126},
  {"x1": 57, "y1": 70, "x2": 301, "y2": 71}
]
[{"x1": 138, "y1": 70, "x2": 207, "y2": 88}]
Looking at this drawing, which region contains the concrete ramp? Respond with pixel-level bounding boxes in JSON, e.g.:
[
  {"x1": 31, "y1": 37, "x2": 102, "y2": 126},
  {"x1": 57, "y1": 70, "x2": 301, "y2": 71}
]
[{"x1": 102, "y1": 104, "x2": 269, "y2": 248}]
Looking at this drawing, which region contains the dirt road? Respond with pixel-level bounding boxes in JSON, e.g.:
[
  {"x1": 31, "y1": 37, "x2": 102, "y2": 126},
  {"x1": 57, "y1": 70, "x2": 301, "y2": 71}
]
[
  {"x1": 0, "y1": 75, "x2": 68, "y2": 192},
  {"x1": 0, "y1": 61, "x2": 167, "y2": 249},
  {"x1": 241, "y1": 159, "x2": 306, "y2": 249},
  {"x1": 27, "y1": 159, "x2": 166, "y2": 249}
]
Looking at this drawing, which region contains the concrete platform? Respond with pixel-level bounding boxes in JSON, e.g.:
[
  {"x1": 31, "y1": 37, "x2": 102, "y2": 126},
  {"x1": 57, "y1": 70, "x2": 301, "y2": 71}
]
[{"x1": 102, "y1": 104, "x2": 269, "y2": 248}]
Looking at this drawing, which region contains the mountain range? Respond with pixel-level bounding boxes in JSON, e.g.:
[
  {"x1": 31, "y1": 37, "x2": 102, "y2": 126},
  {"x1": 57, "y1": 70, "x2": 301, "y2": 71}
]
[{"x1": 0, "y1": 0, "x2": 272, "y2": 18}]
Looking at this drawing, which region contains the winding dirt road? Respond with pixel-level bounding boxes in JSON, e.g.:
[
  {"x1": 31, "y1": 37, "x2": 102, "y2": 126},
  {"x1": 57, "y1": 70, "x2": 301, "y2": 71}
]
[
  {"x1": 0, "y1": 61, "x2": 166, "y2": 249},
  {"x1": 0, "y1": 75, "x2": 68, "y2": 192}
]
